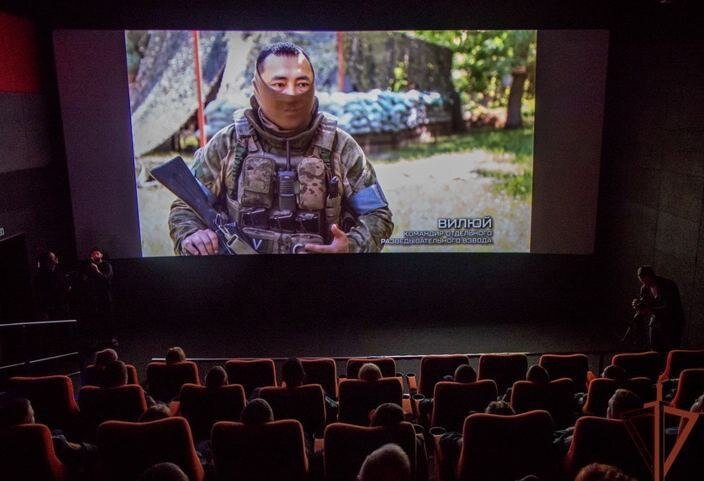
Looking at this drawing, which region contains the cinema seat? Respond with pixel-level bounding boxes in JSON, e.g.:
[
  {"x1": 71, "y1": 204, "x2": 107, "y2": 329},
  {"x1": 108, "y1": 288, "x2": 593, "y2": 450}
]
[
  {"x1": 455, "y1": 410, "x2": 556, "y2": 481},
  {"x1": 671, "y1": 368, "x2": 704, "y2": 409},
  {"x1": 582, "y1": 378, "x2": 619, "y2": 417},
  {"x1": 78, "y1": 384, "x2": 148, "y2": 440},
  {"x1": 477, "y1": 353, "x2": 528, "y2": 395},
  {"x1": 224, "y1": 358, "x2": 276, "y2": 398},
  {"x1": 212, "y1": 419, "x2": 308, "y2": 481},
  {"x1": 510, "y1": 378, "x2": 576, "y2": 429},
  {"x1": 259, "y1": 384, "x2": 326, "y2": 436},
  {"x1": 338, "y1": 377, "x2": 403, "y2": 425},
  {"x1": 612, "y1": 351, "x2": 663, "y2": 381},
  {"x1": 84, "y1": 363, "x2": 139, "y2": 386},
  {"x1": 418, "y1": 355, "x2": 471, "y2": 398},
  {"x1": 430, "y1": 380, "x2": 498, "y2": 432},
  {"x1": 7, "y1": 375, "x2": 79, "y2": 434},
  {"x1": 324, "y1": 422, "x2": 417, "y2": 481},
  {"x1": 146, "y1": 361, "x2": 200, "y2": 402},
  {"x1": 177, "y1": 383, "x2": 246, "y2": 441},
  {"x1": 346, "y1": 357, "x2": 397, "y2": 378},
  {"x1": 301, "y1": 357, "x2": 338, "y2": 398},
  {"x1": 659, "y1": 349, "x2": 704, "y2": 381},
  {"x1": 624, "y1": 376, "x2": 656, "y2": 403},
  {"x1": 564, "y1": 416, "x2": 649, "y2": 481},
  {"x1": 539, "y1": 354, "x2": 590, "y2": 391},
  {"x1": 97, "y1": 417, "x2": 204, "y2": 481},
  {"x1": 0, "y1": 424, "x2": 67, "y2": 481}
]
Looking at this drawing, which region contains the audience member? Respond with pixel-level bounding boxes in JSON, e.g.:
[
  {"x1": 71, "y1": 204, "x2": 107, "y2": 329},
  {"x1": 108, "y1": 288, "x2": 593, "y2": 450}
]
[
  {"x1": 370, "y1": 403, "x2": 405, "y2": 427},
  {"x1": 0, "y1": 397, "x2": 34, "y2": 429},
  {"x1": 139, "y1": 403, "x2": 172, "y2": 422},
  {"x1": 137, "y1": 462, "x2": 189, "y2": 481},
  {"x1": 526, "y1": 365, "x2": 550, "y2": 385},
  {"x1": 205, "y1": 366, "x2": 228, "y2": 389},
  {"x1": 453, "y1": 364, "x2": 477, "y2": 383},
  {"x1": 485, "y1": 400, "x2": 515, "y2": 415},
  {"x1": 359, "y1": 363, "x2": 383, "y2": 382},
  {"x1": 601, "y1": 365, "x2": 627, "y2": 386},
  {"x1": 357, "y1": 443, "x2": 411, "y2": 481},
  {"x1": 95, "y1": 348, "x2": 118, "y2": 367},
  {"x1": 102, "y1": 360, "x2": 128, "y2": 388},
  {"x1": 607, "y1": 389, "x2": 643, "y2": 420},
  {"x1": 281, "y1": 357, "x2": 306, "y2": 388},
  {"x1": 240, "y1": 399, "x2": 274, "y2": 425},
  {"x1": 691, "y1": 393, "x2": 704, "y2": 412},
  {"x1": 165, "y1": 347, "x2": 187, "y2": 365},
  {"x1": 574, "y1": 463, "x2": 636, "y2": 481}
]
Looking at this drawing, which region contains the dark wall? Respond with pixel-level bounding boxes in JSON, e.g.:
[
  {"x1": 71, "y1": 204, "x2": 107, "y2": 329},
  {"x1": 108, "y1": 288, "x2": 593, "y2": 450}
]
[{"x1": 597, "y1": 27, "x2": 704, "y2": 346}]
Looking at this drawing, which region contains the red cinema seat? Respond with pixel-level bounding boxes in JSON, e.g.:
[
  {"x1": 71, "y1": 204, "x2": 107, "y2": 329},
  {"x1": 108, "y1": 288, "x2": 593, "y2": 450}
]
[
  {"x1": 7, "y1": 375, "x2": 79, "y2": 434},
  {"x1": 671, "y1": 368, "x2": 704, "y2": 409},
  {"x1": 659, "y1": 349, "x2": 704, "y2": 381},
  {"x1": 477, "y1": 353, "x2": 528, "y2": 395},
  {"x1": 324, "y1": 422, "x2": 417, "y2": 481},
  {"x1": 418, "y1": 355, "x2": 471, "y2": 398},
  {"x1": 510, "y1": 378, "x2": 576, "y2": 429},
  {"x1": 78, "y1": 384, "x2": 148, "y2": 439},
  {"x1": 539, "y1": 354, "x2": 589, "y2": 391},
  {"x1": 212, "y1": 419, "x2": 308, "y2": 481},
  {"x1": 97, "y1": 417, "x2": 204, "y2": 481},
  {"x1": 430, "y1": 380, "x2": 498, "y2": 432},
  {"x1": 338, "y1": 377, "x2": 403, "y2": 426},
  {"x1": 177, "y1": 383, "x2": 246, "y2": 441},
  {"x1": 455, "y1": 410, "x2": 556, "y2": 481},
  {"x1": 564, "y1": 416, "x2": 650, "y2": 481},
  {"x1": 612, "y1": 351, "x2": 663, "y2": 381},
  {"x1": 224, "y1": 358, "x2": 276, "y2": 398},
  {"x1": 301, "y1": 357, "x2": 338, "y2": 398},
  {"x1": 346, "y1": 357, "x2": 397, "y2": 379},
  {"x1": 146, "y1": 361, "x2": 200, "y2": 402},
  {"x1": 0, "y1": 424, "x2": 67, "y2": 481},
  {"x1": 582, "y1": 378, "x2": 619, "y2": 417},
  {"x1": 259, "y1": 384, "x2": 326, "y2": 436},
  {"x1": 84, "y1": 363, "x2": 139, "y2": 386}
]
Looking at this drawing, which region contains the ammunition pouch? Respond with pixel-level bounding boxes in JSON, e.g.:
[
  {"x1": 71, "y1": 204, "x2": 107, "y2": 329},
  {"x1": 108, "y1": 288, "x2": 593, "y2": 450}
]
[{"x1": 242, "y1": 227, "x2": 324, "y2": 254}]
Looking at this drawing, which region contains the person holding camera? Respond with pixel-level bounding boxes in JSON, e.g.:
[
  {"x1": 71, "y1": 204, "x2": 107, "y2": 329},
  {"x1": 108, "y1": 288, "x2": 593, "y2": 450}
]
[{"x1": 631, "y1": 265, "x2": 684, "y2": 352}]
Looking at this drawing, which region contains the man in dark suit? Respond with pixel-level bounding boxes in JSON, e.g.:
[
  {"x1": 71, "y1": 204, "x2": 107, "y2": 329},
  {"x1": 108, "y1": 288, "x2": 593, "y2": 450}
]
[{"x1": 632, "y1": 265, "x2": 685, "y2": 351}]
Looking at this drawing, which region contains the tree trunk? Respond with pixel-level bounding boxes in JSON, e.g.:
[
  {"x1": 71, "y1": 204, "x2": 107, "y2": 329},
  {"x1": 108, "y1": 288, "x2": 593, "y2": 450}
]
[{"x1": 505, "y1": 66, "x2": 527, "y2": 129}]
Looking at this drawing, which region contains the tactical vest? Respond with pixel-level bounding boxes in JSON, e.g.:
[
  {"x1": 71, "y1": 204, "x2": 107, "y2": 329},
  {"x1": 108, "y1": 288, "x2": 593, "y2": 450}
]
[{"x1": 223, "y1": 112, "x2": 343, "y2": 254}]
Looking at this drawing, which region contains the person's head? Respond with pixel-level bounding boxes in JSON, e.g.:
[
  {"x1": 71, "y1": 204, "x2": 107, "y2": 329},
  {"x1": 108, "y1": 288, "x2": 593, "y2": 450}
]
[
  {"x1": 90, "y1": 249, "x2": 104, "y2": 264},
  {"x1": 574, "y1": 463, "x2": 635, "y2": 481},
  {"x1": 281, "y1": 358, "x2": 305, "y2": 388},
  {"x1": 485, "y1": 400, "x2": 515, "y2": 416},
  {"x1": 38, "y1": 251, "x2": 59, "y2": 271},
  {"x1": 205, "y1": 366, "x2": 228, "y2": 389},
  {"x1": 103, "y1": 360, "x2": 128, "y2": 388},
  {"x1": 602, "y1": 365, "x2": 627, "y2": 385},
  {"x1": 370, "y1": 403, "x2": 405, "y2": 427},
  {"x1": 453, "y1": 364, "x2": 477, "y2": 383},
  {"x1": 637, "y1": 265, "x2": 656, "y2": 287},
  {"x1": 526, "y1": 365, "x2": 550, "y2": 385},
  {"x1": 357, "y1": 443, "x2": 411, "y2": 481},
  {"x1": 165, "y1": 347, "x2": 186, "y2": 365},
  {"x1": 690, "y1": 393, "x2": 704, "y2": 412},
  {"x1": 607, "y1": 389, "x2": 643, "y2": 420},
  {"x1": 240, "y1": 399, "x2": 274, "y2": 425},
  {"x1": 359, "y1": 363, "x2": 383, "y2": 382},
  {"x1": 139, "y1": 403, "x2": 172, "y2": 422},
  {"x1": 0, "y1": 397, "x2": 34, "y2": 429},
  {"x1": 136, "y1": 462, "x2": 189, "y2": 481},
  {"x1": 95, "y1": 348, "x2": 118, "y2": 367},
  {"x1": 253, "y1": 42, "x2": 316, "y2": 131}
]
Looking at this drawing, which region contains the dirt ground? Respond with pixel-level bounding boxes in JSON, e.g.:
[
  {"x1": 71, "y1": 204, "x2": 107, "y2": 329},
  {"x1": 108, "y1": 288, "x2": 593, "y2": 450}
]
[{"x1": 136, "y1": 148, "x2": 531, "y2": 256}]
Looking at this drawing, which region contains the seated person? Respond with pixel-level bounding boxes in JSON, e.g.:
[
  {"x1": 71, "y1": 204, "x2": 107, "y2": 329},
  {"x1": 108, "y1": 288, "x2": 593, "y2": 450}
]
[
  {"x1": 240, "y1": 399, "x2": 274, "y2": 425},
  {"x1": 526, "y1": 365, "x2": 550, "y2": 385},
  {"x1": 485, "y1": 400, "x2": 515, "y2": 416},
  {"x1": 370, "y1": 403, "x2": 428, "y2": 481},
  {"x1": 139, "y1": 403, "x2": 172, "y2": 422},
  {"x1": 601, "y1": 365, "x2": 627, "y2": 386},
  {"x1": 95, "y1": 348, "x2": 118, "y2": 367},
  {"x1": 691, "y1": 393, "x2": 704, "y2": 412},
  {"x1": 205, "y1": 366, "x2": 228, "y2": 390},
  {"x1": 281, "y1": 358, "x2": 305, "y2": 388},
  {"x1": 165, "y1": 347, "x2": 186, "y2": 365},
  {"x1": 359, "y1": 363, "x2": 383, "y2": 382},
  {"x1": 137, "y1": 462, "x2": 188, "y2": 481},
  {"x1": 102, "y1": 359, "x2": 128, "y2": 388},
  {"x1": 358, "y1": 443, "x2": 411, "y2": 481},
  {"x1": 607, "y1": 389, "x2": 643, "y2": 420},
  {"x1": 575, "y1": 462, "x2": 636, "y2": 481},
  {"x1": 454, "y1": 364, "x2": 477, "y2": 383}
]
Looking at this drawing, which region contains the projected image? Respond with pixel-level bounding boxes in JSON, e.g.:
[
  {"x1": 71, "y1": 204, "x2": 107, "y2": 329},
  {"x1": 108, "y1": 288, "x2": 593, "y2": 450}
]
[{"x1": 126, "y1": 30, "x2": 536, "y2": 256}]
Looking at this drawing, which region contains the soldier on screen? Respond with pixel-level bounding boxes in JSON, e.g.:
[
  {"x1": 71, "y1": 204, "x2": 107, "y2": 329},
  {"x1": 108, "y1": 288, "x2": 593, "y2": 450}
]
[{"x1": 169, "y1": 42, "x2": 393, "y2": 255}]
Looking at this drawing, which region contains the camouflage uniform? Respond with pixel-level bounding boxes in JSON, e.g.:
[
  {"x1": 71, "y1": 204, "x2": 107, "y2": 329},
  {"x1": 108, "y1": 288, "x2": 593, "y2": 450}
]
[{"x1": 169, "y1": 107, "x2": 394, "y2": 254}]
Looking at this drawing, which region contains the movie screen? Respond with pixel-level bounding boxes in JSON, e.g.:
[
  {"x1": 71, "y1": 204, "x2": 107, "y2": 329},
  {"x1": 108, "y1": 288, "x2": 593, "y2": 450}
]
[{"x1": 127, "y1": 30, "x2": 536, "y2": 255}]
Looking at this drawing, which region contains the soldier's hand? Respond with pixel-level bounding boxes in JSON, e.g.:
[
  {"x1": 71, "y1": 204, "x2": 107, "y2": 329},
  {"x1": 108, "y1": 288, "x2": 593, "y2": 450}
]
[
  {"x1": 304, "y1": 224, "x2": 349, "y2": 254},
  {"x1": 182, "y1": 229, "x2": 219, "y2": 255}
]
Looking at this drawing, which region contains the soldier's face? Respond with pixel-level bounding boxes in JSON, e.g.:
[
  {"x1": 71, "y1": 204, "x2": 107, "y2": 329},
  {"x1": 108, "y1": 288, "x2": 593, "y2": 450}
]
[{"x1": 260, "y1": 53, "x2": 313, "y2": 96}]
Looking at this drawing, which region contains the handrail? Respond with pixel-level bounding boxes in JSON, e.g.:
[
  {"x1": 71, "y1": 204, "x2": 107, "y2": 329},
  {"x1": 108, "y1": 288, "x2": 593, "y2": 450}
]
[{"x1": 0, "y1": 319, "x2": 78, "y2": 328}]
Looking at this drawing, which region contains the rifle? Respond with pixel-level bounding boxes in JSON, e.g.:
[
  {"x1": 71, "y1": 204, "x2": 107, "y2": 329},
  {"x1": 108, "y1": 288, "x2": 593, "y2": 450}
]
[{"x1": 150, "y1": 156, "x2": 258, "y2": 255}]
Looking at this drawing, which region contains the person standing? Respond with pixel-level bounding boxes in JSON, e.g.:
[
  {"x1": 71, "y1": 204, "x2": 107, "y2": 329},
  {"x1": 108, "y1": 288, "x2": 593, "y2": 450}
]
[
  {"x1": 632, "y1": 265, "x2": 684, "y2": 351},
  {"x1": 34, "y1": 251, "x2": 71, "y2": 321},
  {"x1": 78, "y1": 249, "x2": 117, "y2": 349}
]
